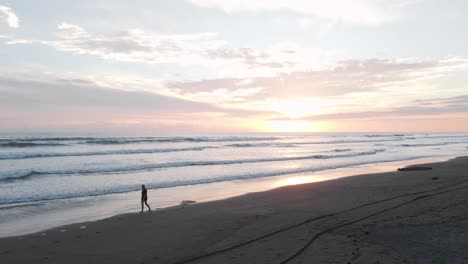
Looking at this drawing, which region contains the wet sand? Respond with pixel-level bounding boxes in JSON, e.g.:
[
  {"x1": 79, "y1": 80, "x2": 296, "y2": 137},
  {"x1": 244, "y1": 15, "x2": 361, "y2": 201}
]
[{"x1": 1, "y1": 156, "x2": 468, "y2": 263}]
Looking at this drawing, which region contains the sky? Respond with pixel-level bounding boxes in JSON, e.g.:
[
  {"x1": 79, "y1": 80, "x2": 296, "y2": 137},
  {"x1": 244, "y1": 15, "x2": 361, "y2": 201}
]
[{"x1": 1, "y1": 0, "x2": 468, "y2": 133}]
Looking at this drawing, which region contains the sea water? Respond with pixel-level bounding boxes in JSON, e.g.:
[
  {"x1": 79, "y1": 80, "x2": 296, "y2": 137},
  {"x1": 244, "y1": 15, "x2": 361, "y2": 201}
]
[{"x1": 1, "y1": 132, "x2": 468, "y2": 206}]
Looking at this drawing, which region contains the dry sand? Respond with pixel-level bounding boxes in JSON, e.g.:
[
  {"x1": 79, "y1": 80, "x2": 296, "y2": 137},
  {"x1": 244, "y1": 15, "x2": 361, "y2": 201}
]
[{"x1": 1, "y1": 156, "x2": 468, "y2": 264}]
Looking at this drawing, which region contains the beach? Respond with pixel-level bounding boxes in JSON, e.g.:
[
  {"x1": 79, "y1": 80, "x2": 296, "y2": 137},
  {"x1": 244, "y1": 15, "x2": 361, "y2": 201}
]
[
  {"x1": 3, "y1": 1, "x2": 468, "y2": 263},
  {"x1": 1, "y1": 156, "x2": 467, "y2": 263}
]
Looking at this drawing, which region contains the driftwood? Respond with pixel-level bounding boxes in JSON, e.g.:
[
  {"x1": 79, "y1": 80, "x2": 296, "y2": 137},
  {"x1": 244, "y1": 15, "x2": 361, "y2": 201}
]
[{"x1": 397, "y1": 166, "x2": 432, "y2": 171}]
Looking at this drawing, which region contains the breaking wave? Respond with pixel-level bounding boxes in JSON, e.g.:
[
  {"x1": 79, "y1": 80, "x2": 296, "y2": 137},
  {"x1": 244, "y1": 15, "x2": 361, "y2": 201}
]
[
  {"x1": 0, "y1": 146, "x2": 216, "y2": 160},
  {"x1": 0, "y1": 149, "x2": 386, "y2": 181},
  {"x1": 0, "y1": 142, "x2": 67, "y2": 148}
]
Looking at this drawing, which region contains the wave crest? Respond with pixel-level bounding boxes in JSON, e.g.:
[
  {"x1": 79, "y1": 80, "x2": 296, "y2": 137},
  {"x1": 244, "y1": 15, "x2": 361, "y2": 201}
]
[
  {"x1": 0, "y1": 146, "x2": 216, "y2": 160},
  {"x1": 0, "y1": 149, "x2": 386, "y2": 180}
]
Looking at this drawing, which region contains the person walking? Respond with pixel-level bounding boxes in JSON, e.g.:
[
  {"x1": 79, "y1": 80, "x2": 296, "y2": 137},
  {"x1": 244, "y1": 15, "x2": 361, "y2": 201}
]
[{"x1": 141, "y1": 184, "x2": 151, "y2": 213}]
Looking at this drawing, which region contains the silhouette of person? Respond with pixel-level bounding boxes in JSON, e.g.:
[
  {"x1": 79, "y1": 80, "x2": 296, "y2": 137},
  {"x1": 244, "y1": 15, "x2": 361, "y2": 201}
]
[{"x1": 141, "y1": 184, "x2": 151, "y2": 213}]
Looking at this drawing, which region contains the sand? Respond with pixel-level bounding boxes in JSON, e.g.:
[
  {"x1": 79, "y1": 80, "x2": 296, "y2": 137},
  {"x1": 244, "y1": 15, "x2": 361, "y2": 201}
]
[{"x1": 1, "y1": 156, "x2": 468, "y2": 264}]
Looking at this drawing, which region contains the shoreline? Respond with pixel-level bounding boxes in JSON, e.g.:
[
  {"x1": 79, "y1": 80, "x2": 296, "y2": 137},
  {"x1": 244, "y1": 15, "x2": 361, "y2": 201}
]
[
  {"x1": 0, "y1": 154, "x2": 461, "y2": 238},
  {"x1": 2, "y1": 155, "x2": 468, "y2": 263}
]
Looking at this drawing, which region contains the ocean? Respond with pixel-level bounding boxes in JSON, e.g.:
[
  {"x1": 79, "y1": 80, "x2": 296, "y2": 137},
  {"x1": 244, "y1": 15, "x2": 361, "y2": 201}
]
[{"x1": 1, "y1": 132, "x2": 468, "y2": 207}]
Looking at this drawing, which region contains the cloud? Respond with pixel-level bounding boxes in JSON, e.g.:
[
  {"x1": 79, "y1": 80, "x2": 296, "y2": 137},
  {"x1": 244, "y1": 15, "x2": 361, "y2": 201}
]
[
  {"x1": 1, "y1": 66, "x2": 466, "y2": 132},
  {"x1": 50, "y1": 23, "x2": 225, "y2": 64},
  {"x1": 4, "y1": 24, "x2": 337, "y2": 77},
  {"x1": 168, "y1": 58, "x2": 468, "y2": 100},
  {"x1": 203, "y1": 48, "x2": 284, "y2": 68},
  {"x1": 181, "y1": 86, "x2": 265, "y2": 104},
  {"x1": 266, "y1": 94, "x2": 468, "y2": 122},
  {"x1": 188, "y1": 0, "x2": 420, "y2": 26},
  {"x1": 162, "y1": 57, "x2": 468, "y2": 121},
  {"x1": 0, "y1": 73, "x2": 272, "y2": 132},
  {"x1": 413, "y1": 94, "x2": 468, "y2": 109},
  {"x1": 0, "y1": 5, "x2": 20, "y2": 28},
  {"x1": 57, "y1": 23, "x2": 90, "y2": 39},
  {"x1": 0, "y1": 74, "x2": 215, "y2": 114},
  {"x1": 310, "y1": 105, "x2": 468, "y2": 121}
]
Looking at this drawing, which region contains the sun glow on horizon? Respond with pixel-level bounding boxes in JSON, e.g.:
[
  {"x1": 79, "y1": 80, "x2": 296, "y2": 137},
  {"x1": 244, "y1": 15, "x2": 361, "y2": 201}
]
[
  {"x1": 269, "y1": 99, "x2": 322, "y2": 119},
  {"x1": 270, "y1": 120, "x2": 314, "y2": 132}
]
